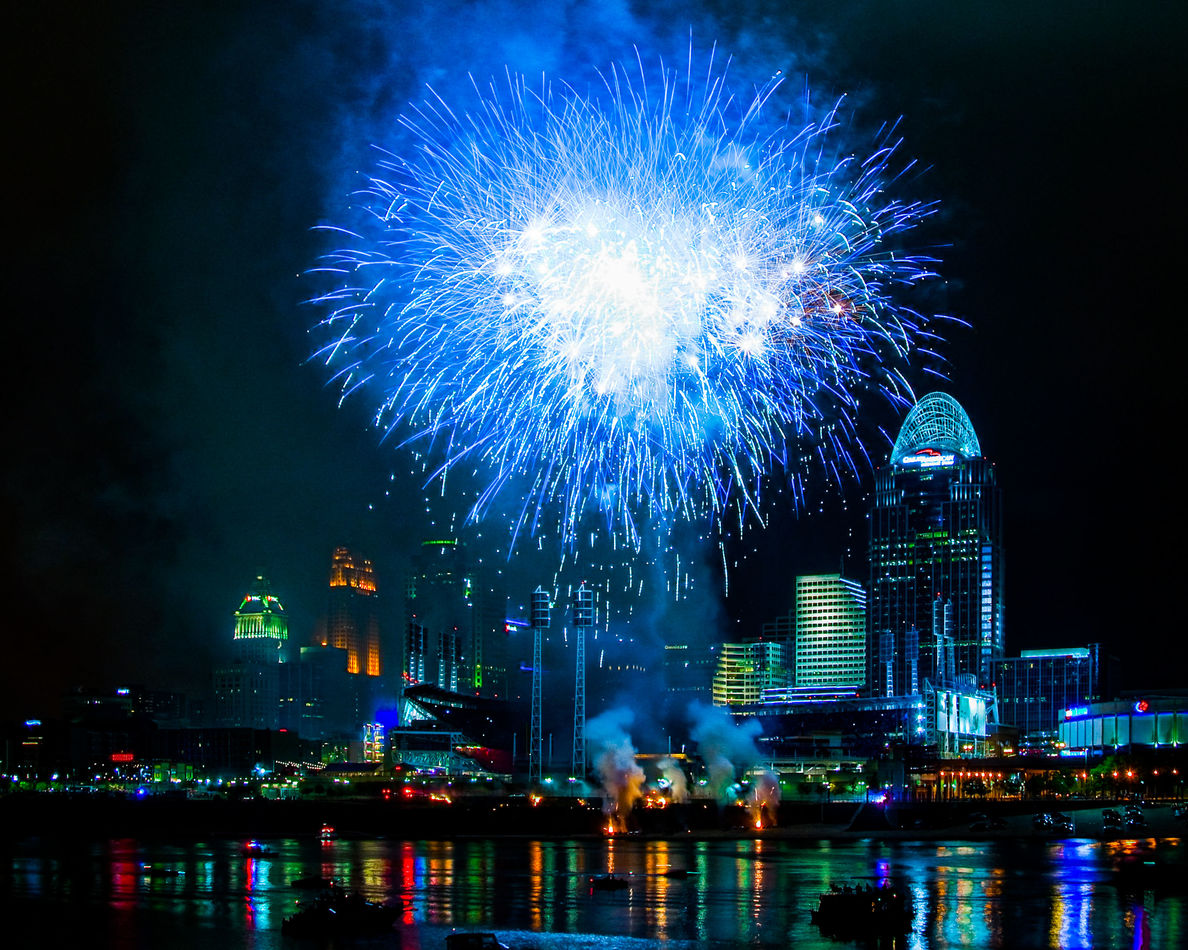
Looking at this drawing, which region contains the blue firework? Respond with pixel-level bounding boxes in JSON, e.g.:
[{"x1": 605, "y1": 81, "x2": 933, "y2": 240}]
[{"x1": 310, "y1": 50, "x2": 942, "y2": 545}]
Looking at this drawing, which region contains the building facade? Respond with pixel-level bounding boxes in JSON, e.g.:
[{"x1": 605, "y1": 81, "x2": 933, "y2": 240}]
[
  {"x1": 995, "y1": 645, "x2": 1117, "y2": 738},
  {"x1": 1059, "y1": 693, "x2": 1187, "y2": 754},
  {"x1": 277, "y1": 644, "x2": 361, "y2": 739},
  {"x1": 712, "y1": 641, "x2": 789, "y2": 707},
  {"x1": 867, "y1": 393, "x2": 1004, "y2": 697},
  {"x1": 794, "y1": 574, "x2": 866, "y2": 689}
]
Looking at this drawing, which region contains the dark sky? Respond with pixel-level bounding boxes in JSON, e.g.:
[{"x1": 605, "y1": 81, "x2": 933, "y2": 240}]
[{"x1": 5, "y1": 1, "x2": 1183, "y2": 719}]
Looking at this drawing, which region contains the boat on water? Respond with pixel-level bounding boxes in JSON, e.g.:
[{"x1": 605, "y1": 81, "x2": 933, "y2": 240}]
[
  {"x1": 138, "y1": 863, "x2": 183, "y2": 878},
  {"x1": 242, "y1": 841, "x2": 273, "y2": 857},
  {"x1": 588, "y1": 873, "x2": 630, "y2": 891},
  {"x1": 811, "y1": 883, "x2": 912, "y2": 936},
  {"x1": 280, "y1": 886, "x2": 400, "y2": 937}
]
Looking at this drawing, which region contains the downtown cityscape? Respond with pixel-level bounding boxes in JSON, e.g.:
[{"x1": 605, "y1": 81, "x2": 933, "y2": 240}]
[
  {"x1": 7, "y1": 389, "x2": 1186, "y2": 808},
  {"x1": 4, "y1": 2, "x2": 1185, "y2": 948}
]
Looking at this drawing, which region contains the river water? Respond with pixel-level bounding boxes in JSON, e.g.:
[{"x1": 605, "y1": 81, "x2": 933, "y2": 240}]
[{"x1": 2, "y1": 833, "x2": 1184, "y2": 949}]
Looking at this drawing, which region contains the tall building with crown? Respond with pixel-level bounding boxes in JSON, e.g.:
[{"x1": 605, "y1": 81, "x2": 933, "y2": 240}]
[
  {"x1": 213, "y1": 574, "x2": 287, "y2": 729},
  {"x1": 326, "y1": 547, "x2": 381, "y2": 676},
  {"x1": 867, "y1": 393, "x2": 1004, "y2": 697}
]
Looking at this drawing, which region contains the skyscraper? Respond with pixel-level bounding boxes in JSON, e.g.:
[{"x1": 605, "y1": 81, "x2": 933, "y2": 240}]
[
  {"x1": 995, "y1": 645, "x2": 1118, "y2": 739},
  {"x1": 213, "y1": 574, "x2": 287, "y2": 729},
  {"x1": 325, "y1": 547, "x2": 381, "y2": 676},
  {"x1": 404, "y1": 540, "x2": 505, "y2": 695},
  {"x1": 867, "y1": 393, "x2": 1004, "y2": 697}
]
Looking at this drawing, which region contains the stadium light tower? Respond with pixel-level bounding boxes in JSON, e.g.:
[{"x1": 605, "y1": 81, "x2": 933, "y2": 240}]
[
  {"x1": 529, "y1": 587, "x2": 550, "y2": 784},
  {"x1": 572, "y1": 584, "x2": 594, "y2": 776}
]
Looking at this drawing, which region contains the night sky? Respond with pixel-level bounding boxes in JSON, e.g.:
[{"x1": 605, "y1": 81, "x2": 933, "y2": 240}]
[{"x1": 6, "y1": 1, "x2": 1183, "y2": 719}]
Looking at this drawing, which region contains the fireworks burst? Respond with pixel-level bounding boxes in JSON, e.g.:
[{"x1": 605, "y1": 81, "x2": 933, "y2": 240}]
[{"x1": 311, "y1": 49, "x2": 942, "y2": 546}]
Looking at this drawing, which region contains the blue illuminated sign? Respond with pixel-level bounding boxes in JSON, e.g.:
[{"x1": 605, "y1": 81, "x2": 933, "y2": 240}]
[{"x1": 1064, "y1": 706, "x2": 1089, "y2": 718}]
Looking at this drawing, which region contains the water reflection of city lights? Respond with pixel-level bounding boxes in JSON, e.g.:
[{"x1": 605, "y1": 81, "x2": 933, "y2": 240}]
[
  {"x1": 528, "y1": 840, "x2": 543, "y2": 932},
  {"x1": 6, "y1": 833, "x2": 1185, "y2": 947}
]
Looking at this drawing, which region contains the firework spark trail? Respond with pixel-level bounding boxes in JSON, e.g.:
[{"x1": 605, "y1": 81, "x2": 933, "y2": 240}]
[{"x1": 311, "y1": 48, "x2": 941, "y2": 546}]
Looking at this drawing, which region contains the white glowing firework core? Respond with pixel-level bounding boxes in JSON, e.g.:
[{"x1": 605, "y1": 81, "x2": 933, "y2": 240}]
[{"x1": 312, "y1": 54, "x2": 940, "y2": 543}]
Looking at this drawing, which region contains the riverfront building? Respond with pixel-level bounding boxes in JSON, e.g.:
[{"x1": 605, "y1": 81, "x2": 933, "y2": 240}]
[{"x1": 994, "y1": 645, "x2": 1118, "y2": 739}]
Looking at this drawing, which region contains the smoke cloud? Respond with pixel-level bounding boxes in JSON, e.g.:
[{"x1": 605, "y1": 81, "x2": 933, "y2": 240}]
[
  {"x1": 688, "y1": 701, "x2": 763, "y2": 803},
  {"x1": 587, "y1": 707, "x2": 646, "y2": 830},
  {"x1": 657, "y1": 756, "x2": 689, "y2": 803}
]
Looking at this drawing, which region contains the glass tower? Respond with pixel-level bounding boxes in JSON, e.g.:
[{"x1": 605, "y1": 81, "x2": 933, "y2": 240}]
[
  {"x1": 712, "y1": 641, "x2": 789, "y2": 707},
  {"x1": 867, "y1": 393, "x2": 1004, "y2": 696}
]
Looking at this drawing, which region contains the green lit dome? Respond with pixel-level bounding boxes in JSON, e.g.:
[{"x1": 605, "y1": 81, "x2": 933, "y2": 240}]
[
  {"x1": 891, "y1": 392, "x2": 981, "y2": 463},
  {"x1": 233, "y1": 575, "x2": 288, "y2": 641}
]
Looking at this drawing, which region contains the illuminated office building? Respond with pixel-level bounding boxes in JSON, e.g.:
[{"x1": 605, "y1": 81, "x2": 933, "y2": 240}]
[
  {"x1": 995, "y1": 645, "x2": 1118, "y2": 738},
  {"x1": 794, "y1": 574, "x2": 866, "y2": 689},
  {"x1": 325, "y1": 547, "x2": 381, "y2": 676},
  {"x1": 712, "y1": 641, "x2": 789, "y2": 707},
  {"x1": 868, "y1": 393, "x2": 1004, "y2": 697}
]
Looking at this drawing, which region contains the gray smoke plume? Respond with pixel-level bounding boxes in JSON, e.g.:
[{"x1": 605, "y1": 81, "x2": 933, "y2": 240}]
[
  {"x1": 688, "y1": 701, "x2": 763, "y2": 803},
  {"x1": 657, "y1": 756, "x2": 689, "y2": 803},
  {"x1": 587, "y1": 707, "x2": 646, "y2": 831}
]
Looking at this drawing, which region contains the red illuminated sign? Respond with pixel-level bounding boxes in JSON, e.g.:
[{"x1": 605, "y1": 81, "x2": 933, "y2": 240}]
[{"x1": 111, "y1": 752, "x2": 134, "y2": 763}]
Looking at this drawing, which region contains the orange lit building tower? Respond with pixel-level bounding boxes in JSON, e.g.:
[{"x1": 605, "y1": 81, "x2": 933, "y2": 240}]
[{"x1": 325, "y1": 547, "x2": 381, "y2": 676}]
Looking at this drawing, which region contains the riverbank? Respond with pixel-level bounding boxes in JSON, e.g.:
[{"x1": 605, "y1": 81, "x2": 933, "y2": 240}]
[{"x1": 2, "y1": 793, "x2": 1183, "y2": 843}]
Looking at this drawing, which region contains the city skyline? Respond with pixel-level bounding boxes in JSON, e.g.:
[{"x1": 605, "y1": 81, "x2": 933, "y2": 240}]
[{"x1": 5, "y1": 1, "x2": 1183, "y2": 719}]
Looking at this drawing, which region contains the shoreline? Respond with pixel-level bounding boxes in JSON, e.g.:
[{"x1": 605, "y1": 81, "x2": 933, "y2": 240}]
[{"x1": 2, "y1": 794, "x2": 1183, "y2": 843}]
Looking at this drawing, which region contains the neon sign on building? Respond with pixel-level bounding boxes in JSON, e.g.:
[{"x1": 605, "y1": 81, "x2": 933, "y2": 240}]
[{"x1": 901, "y1": 448, "x2": 957, "y2": 467}]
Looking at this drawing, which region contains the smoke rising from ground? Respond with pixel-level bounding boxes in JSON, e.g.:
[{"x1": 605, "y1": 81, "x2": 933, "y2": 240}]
[
  {"x1": 657, "y1": 756, "x2": 689, "y2": 803},
  {"x1": 587, "y1": 707, "x2": 646, "y2": 830},
  {"x1": 688, "y1": 701, "x2": 763, "y2": 803}
]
